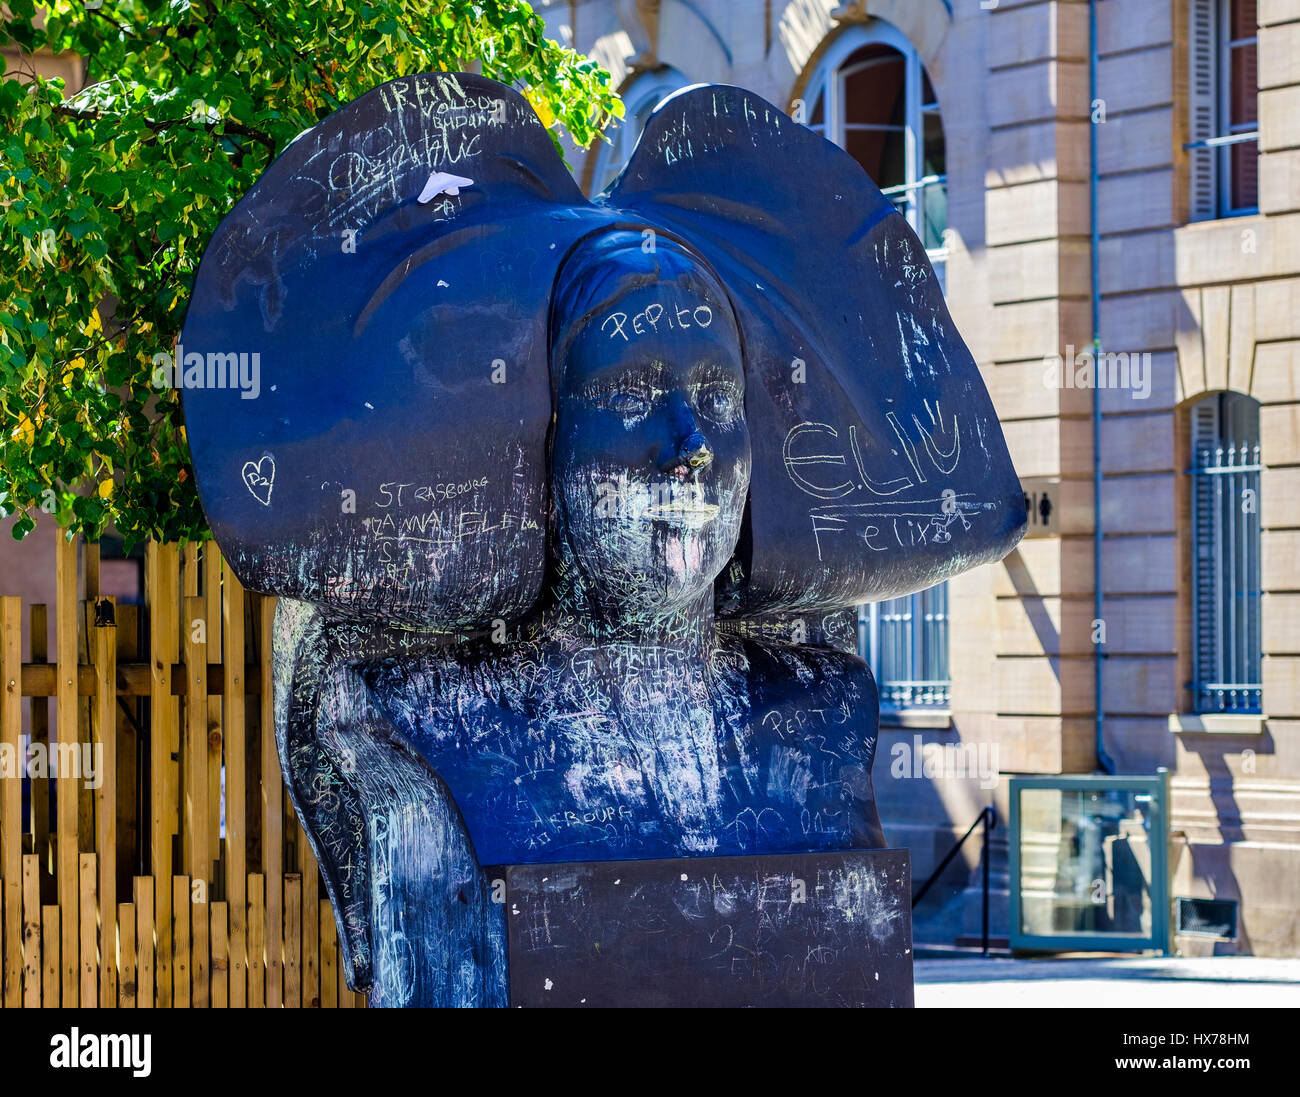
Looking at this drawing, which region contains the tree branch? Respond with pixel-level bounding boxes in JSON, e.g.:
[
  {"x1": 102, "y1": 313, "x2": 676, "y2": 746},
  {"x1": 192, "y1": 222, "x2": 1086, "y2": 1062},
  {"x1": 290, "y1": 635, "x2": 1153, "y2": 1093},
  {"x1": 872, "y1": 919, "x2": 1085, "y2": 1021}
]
[{"x1": 51, "y1": 102, "x2": 277, "y2": 153}]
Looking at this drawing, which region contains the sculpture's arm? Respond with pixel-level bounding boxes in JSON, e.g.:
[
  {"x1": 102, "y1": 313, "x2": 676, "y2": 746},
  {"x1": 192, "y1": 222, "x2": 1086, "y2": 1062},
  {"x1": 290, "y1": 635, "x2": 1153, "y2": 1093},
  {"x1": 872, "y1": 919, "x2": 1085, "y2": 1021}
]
[
  {"x1": 271, "y1": 599, "x2": 376, "y2": 990},
  {"x1": 272, "y1": 600, "x2": 507, "y2": 1006}
]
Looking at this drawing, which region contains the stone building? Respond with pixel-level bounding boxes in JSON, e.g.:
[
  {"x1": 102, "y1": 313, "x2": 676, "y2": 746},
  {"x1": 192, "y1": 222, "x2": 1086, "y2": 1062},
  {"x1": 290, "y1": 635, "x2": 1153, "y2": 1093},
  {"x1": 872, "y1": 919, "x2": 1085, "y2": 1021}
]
[{"x1": 539, "y1": 0, "x2": 1300, "y2": 956}]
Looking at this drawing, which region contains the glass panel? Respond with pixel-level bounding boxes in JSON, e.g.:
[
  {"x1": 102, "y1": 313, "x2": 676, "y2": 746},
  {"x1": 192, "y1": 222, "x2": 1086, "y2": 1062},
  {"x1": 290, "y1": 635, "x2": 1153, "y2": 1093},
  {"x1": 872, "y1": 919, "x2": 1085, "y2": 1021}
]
[
  {"x1": 922, "y1": 110, "x2": 946, "y2": 177},
  {"x1": 841, "y1": 45, "x2": 906, "y2": 129},
  {"x1": 1229, "y1": 41, "x2": 1258, "y2": 126},
  {"x1": 921, "y1": 111, "x2": 948, "y2": 250},
  {"x1": 845, "y1": 126, "x2": 906, "y2": 190},
  {"x1": 810, "y1": 89, "x2": 824, "y2": 126},
  {"x1": 1230, "y1": 0, "x2": 1257, "y2": 40},
  {"x1": 1229, "y1": 139, "x2": 1258, "y2": 212},
  {"x1": 1018, "y1": 787, "x2": 1155, "y2": 937}
]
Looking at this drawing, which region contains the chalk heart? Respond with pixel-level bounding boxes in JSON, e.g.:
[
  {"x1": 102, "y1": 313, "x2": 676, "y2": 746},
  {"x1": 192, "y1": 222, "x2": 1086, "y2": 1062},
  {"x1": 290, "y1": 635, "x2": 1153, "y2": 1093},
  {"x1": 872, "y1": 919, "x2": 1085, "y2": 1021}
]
[{"x1": 241, "y1": 455, "x2": 275, "y2": 506}]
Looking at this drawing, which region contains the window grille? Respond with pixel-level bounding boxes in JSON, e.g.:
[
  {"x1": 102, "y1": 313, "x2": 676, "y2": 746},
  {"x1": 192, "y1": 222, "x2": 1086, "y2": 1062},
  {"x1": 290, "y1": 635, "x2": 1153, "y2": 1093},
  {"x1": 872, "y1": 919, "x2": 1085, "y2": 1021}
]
[
  {"x1": 860, "y1": 583, "x2": 950, "y2": 710},
  {"x1": 1190, "y1": 392, "x2": 1262, "y2": 713}
]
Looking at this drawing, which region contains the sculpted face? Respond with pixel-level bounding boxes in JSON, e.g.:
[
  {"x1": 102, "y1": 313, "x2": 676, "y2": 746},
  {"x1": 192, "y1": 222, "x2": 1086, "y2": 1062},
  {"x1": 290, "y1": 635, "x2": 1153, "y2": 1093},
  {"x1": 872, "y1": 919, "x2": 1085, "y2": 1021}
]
[{"x1": 551, "y1": 255, "x2": 750, "y2": 617}]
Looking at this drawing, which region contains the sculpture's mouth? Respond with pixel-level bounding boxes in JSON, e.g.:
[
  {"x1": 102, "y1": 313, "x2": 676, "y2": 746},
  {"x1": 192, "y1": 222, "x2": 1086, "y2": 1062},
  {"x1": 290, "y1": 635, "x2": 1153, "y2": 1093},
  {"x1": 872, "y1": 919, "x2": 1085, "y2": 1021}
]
[
  {"x1": 642, "y1": 501, "x2": 719, "y2": 529},
  {"x1": 635, "y1": 481, "x2": 720, "y2": 529}
]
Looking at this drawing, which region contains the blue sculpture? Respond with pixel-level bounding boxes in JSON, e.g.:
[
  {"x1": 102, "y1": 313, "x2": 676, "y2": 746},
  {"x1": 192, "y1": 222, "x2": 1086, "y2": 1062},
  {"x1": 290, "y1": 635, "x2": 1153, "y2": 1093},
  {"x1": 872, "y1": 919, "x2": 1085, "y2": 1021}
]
[{"x1": 181, "y1": 73, "x2": 1025, "y2": 1006}]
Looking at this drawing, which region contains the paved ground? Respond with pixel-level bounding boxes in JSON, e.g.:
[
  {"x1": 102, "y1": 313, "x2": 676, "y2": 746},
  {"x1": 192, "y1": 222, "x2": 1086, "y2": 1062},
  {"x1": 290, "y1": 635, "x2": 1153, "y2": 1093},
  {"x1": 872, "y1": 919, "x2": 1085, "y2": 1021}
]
[{"x1": 914, "y1": 955, "x2": 1300, "y2": 1008}]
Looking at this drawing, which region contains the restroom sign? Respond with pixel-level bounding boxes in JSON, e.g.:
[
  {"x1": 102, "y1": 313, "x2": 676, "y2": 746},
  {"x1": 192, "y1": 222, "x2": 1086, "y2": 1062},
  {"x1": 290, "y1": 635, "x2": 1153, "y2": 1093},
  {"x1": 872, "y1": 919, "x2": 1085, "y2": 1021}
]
[{"x1": 1020, "y1": 478, "x2": 1059, "y2": 538}]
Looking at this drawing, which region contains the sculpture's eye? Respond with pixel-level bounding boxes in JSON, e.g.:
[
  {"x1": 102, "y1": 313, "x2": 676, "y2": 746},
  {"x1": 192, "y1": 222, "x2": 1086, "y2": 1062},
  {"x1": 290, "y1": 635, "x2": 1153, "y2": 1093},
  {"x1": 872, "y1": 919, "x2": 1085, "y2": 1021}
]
[
  {"x1": 596, "y1": 389, "x2": 651, "y2": 417},
  {"x1": 697, "y1": 382, "x2": 740, "y2": 422}
]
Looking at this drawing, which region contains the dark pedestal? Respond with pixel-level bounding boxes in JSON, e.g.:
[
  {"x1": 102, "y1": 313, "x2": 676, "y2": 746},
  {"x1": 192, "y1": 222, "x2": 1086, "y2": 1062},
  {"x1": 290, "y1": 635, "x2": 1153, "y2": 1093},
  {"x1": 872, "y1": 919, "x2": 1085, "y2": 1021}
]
[{"x1": 504, "y1": 849, "x2": 913, "y2": 1008}]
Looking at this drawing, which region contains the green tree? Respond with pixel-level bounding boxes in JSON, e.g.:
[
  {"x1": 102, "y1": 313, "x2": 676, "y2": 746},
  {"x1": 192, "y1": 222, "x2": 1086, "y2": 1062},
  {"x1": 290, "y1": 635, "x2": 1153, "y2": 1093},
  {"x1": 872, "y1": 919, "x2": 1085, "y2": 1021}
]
[{"x1": 0, "y1": 0, "x2": 620, "y2": 545}]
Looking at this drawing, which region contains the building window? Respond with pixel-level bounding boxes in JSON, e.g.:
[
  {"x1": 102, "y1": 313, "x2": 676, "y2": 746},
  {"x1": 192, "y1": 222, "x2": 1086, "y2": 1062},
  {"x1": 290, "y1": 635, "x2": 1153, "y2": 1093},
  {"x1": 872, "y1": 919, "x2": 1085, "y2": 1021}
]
[
  {"x1": 589, "y1": 67, "x2": 690, "y2": 195},
  {"x1": 1190, "y1": 392, "x2": 1262, "y2": 714},
  {"x1": 1189, "y1": 0, "x2": 1258, "y2": 219},
  {"x1": 803, "y1": 23, "x2": 947, "y2": 287},
  {"x1": 859, "y1": 583, "x2": 950, "y2": 712}
]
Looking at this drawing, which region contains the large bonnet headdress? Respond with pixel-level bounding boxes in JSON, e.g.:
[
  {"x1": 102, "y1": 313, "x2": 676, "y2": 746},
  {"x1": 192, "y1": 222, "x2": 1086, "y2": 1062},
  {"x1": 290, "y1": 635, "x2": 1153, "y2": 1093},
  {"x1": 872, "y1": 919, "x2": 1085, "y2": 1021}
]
[{"x1": 181, "y1": 73, "x2": 1025, "y2": 627}]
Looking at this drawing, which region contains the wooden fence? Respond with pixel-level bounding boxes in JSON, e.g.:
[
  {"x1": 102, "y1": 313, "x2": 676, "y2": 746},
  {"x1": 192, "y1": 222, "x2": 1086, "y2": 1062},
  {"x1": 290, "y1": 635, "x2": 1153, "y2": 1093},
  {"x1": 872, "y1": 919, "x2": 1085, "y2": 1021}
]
[{"x1": 0, "y1": 537, "x2": 365, "y2": 1007}]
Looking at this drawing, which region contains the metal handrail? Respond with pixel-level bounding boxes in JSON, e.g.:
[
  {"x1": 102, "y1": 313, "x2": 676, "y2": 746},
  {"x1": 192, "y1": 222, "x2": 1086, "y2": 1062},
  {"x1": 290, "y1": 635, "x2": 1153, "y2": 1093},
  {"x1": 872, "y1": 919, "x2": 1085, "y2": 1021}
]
[
  {"x1": 911, "y1": 805, "x2": 998, "y2": 956},
  {"x1": 879, "y1": 173, "x2": 947, "y2": 196},
  {"x1": 1182, "y1": 131, "x2": 1258, "y2": 150}
]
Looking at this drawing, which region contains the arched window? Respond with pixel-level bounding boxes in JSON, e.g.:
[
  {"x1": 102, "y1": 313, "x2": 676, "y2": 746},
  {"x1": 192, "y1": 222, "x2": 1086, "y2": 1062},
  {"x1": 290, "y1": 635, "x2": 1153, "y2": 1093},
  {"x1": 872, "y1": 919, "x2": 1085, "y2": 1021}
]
[
  {"x1": 802, "y1": 23, "x2": 947, "y2": 278},
  {"x1": 589, "y1": 67, "x2": 690, "y2": 195},
  {"x1": 1190, "y1": 392, "x2": 1262, "y2": 713}
]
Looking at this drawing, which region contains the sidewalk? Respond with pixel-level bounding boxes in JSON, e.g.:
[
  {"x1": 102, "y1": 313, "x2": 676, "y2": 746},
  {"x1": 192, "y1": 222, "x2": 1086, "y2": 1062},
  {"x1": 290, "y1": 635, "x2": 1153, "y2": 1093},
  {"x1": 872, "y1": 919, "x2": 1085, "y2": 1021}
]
[{"x1": 914, "y1": 956, "x2": 1300, "y2": 1008}]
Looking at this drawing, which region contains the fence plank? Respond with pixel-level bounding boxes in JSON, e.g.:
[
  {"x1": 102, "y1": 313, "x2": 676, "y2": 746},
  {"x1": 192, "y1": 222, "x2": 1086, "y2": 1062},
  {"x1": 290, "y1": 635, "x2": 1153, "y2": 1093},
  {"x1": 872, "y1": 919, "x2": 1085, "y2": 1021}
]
[
  {"x1": 79, "y1": 852, "x2": 97, "y2": 1006},
  {"x1": 204, "y1": 548, "x2": 223, "y2": 875},
  {"x1": 183, "y1": 595, "x2": 210, "y2": 884},
  {"x1": 192, "y1": 891, "x2": 209, "y2": 1008},
  {"x1": 1, "y1": 597, "x2": 22, "y2": 1007},
  {"x1": 172, "y1": 875, "x2": 190, "y2": 1008},
  {"x1": 29, "y1": 605, "x2": 49, "y2": 874},
  {"x1": 81, "y1": 547, "x2": 98, "y2": 914},
  {"x1": 211, "y1": 900, "x2": 228, "y2": 1008},
  {"x1": 302, "y1": 843, "x2": 320, "y2": 1007},
  {"x1": 92, "y1": 597, "x2": 117, "y2": 1007},
  {"x1": 284, "y1": 874, "x2": 301, "y2": 1009},
  {"x1": 146, "y1": 544, "x2": 179, "y2": 1007},
  {"x1": 183, "y1": 543, "x2": 199, "y2": 598},
  {"x1": 223, "y1": 568, "x2": 247, "y2": 1009},
  {"x1": 117, "y1": 901, "x2": 136, "y2": 1008},
  {"x1": 115, "y1": 605, "x2": 139, "y2": 891},
  {"x1": 320, "y1": 900, "x2": 337, "y2": 1009},
  {"x1": 77, "y1": 603, "x2": 94, "y2": 901},
  {"x1": 42, "y1": 905, "x2": 58, "y2": 1006},
  {"x1": 22, "y1": 855, "x2": 39, "y2": 1006},
  {"x1": 134, "y1": 877, "x2": 154, "y2": 1009},
  {"x1": 55, "y1": 533, "x2": 80, "y2": 1004},
  {"x1": 260, "y1": 597, "x2": 282, "y2": 1008},
  {"x1": 248, "y1": 873, "x2": 265, "y2": 1008},
  {"x1": 78, "y1": 854, "x2": 98, "y2": 1007}
]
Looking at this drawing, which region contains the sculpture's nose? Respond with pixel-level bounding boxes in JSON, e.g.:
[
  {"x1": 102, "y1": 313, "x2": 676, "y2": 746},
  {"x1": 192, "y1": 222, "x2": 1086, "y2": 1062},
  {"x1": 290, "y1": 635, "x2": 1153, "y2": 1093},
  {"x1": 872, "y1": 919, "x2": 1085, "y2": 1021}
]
[
  {"x1": 656, "y1": 395, "x2": 713, "y2": 478},
  {"x1": 679, "y1": 432, "x2": 712, "y2": 471}
]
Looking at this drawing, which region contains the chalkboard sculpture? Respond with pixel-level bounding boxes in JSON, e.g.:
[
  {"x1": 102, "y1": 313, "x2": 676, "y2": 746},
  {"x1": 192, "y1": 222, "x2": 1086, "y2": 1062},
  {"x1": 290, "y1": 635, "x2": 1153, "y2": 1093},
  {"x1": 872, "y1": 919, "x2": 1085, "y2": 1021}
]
[{"x1": 181, "y1": 73, "x2": 1026, "y2": 1006}]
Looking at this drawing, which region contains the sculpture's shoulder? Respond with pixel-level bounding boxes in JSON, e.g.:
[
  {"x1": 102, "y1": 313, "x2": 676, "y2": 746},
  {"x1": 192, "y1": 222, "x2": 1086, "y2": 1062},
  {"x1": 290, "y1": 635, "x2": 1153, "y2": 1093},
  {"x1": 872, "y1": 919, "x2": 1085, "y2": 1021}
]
[
  {"x1": 718, "y1": 634, "x2": 885, "y2": 849},
  {"x1": 726, "y1": 633, "x2": 879, "y2": 736}
]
